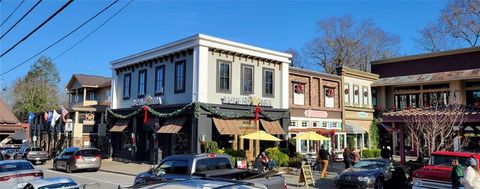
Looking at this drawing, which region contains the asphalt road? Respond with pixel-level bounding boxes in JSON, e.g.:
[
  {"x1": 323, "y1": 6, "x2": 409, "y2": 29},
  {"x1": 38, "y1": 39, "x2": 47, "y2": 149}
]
[{"x1": 34, "y1": 164, "x2": 134, "y2": 189}]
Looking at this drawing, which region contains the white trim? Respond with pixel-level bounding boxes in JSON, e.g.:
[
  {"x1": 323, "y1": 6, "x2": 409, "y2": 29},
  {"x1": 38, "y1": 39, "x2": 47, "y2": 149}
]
[
  {"x1": 196, "y1": 46, "x2": 209, "y2": 103},
  {"x1": 281, "y1": 63, "x2": 289, "y2": 109},
  {"x1": 290, "y1": 117, "x2": 342, "y2": 122}
]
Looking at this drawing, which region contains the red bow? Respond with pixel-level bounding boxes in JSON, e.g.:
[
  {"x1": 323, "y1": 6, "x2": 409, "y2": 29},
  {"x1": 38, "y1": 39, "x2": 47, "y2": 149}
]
[
  {"x1": 255, "y1": 105, "x2": 261, "y2": 121},
  {"x1": 143, "y1": 106, "x2": 149, "y2": 124}
]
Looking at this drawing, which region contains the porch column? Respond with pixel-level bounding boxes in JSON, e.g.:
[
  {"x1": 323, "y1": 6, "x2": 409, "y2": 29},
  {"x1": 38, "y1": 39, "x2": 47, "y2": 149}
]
[
  {"x1": 361, "y1": 133, "x2": 365, "y2": 149},
  {"x1": 392, "y1": 122, "x2": 397, "y2": 155},
  {"x1": 83, "y1": 88, "x2": 87, "y2": 102},
  {"x1": 399, "y1": 125, "x2": 405, "y2": 164}
]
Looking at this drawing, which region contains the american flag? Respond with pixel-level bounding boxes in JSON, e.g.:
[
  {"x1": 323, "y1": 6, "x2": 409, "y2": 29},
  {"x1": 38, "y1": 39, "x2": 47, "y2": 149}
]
[{"x1": 60, "y1": 105, "x2": 69, "y2": 122}]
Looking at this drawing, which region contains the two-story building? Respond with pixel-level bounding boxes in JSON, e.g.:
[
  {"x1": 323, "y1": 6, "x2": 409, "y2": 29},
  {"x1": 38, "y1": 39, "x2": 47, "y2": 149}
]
[
  {"x1": 65, "y1": 74, "x2": 111, "y2": 153},
  {"x1": 337, "y1": 67, "x2": 379, "y2": 150},
  {"x1": 109, "y1": 34, "x2": 291, "y2": 162},
  {"x1": 372, "y1": 47, "x2": 480, "y2": 162},
  {"x1": 288, "y1": 67, "x2": 345, "y2": 156}
]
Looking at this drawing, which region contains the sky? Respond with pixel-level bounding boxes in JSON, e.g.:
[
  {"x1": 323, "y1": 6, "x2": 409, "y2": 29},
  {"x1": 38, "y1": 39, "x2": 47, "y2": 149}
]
[{"x1": 0, "y1": 0, "x2": 448, "y2": 91}]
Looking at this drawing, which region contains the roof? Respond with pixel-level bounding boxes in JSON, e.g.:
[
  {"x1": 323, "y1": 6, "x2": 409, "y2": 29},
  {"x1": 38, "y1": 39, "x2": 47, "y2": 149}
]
[
  {"x1": 381, "y1": 106, "x2": 480, "y2": 123},
  {"x1": 65, "y1": 74, "x2": 111, "y2": 90},
  {"x1": 0, "y1": 99, "x2": 19, "y2": 124},
  {"x1": 372, "y1": 68, "x2": 480, "y2": 86},
  {"x1": 372, "y1": 46, "x2": 480, "y2": 65},
  {"x1": 111, "y1": 33, "x2": 292, "y2": 68},
  {"x1": 289, "y1": 67, "x2": 341, "y2": 80},
  {"x1": 336, "y1": 66, "x2": 379, "y2": 81}
]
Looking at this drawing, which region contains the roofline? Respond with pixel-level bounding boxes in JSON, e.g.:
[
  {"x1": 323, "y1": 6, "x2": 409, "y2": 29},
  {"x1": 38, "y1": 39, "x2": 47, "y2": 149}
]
[
  {"x1": 110, "y1": 33, "x2": 292, "y2": 68},
  {"x1": 371, "y1": 46, "x2": 480, "y2": 65},
  {"x1": 336, "y1": 66, "x2": 379, "y2": 81},
  {"x1": 65, "y1": 74, "x2": 111, "y2": 90},
  {"x1": 290, "y1": 67, "x2": 341, "y2": 80}
]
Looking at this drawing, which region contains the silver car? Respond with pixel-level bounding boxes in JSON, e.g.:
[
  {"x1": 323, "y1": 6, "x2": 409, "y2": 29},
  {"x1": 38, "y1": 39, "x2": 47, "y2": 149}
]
[
  {"x1": 53, "y1": 147, "x2": 101, "y2": 173},
  {"x1": 0, "y1": 160, "x2": 43, "y2": 189},
  {"x1": 23, "y1": 177, "x2": 80, "y2": 189}
]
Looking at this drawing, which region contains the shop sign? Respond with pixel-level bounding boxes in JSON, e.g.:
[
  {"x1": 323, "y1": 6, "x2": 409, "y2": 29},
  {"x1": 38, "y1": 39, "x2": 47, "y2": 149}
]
[
  {"x1": 131, "y1": 95, "x2": 162, "y2": 107},
  {"x1": 220, "y1": 96, "x2": 272, "y2": 107},
  {"x1": 83, "y1": 113, "x2": 95, "y2": 125},
  {"x1": 304, "y1": 110, "x2": 328, "y2": 118},
  {"x1": 65, "y1": 119, "x2": 73, "y2": 132},
  {"x1": 358, "y1": 112, "x2": 368, "y2": 118}
]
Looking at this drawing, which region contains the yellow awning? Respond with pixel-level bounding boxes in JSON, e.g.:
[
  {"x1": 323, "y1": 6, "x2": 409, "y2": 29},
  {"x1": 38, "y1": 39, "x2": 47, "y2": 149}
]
[
  {"x1": 293, "y1": 131, "x2": 330, "y2": 141},
  {"x1": 240, "y1": 131, "x2": 281, "y2": 141}
]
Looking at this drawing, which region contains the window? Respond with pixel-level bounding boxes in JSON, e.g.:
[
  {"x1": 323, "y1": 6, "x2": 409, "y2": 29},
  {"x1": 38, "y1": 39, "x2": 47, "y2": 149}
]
[
  {"x1": 106, "y1": 90, "x2": 111, "y2": 102},
  {"x1": 372, "y1": 88, "x2": 377, "y2": 107},
  {"x1": 312, "y1": 122, "x2": 319, "y2": 127},
  {"x1": 353, "y1": 85, "x2": 360, "y2": 104},
  {"x1": 241, "y1": 64, "x2": 254, "y2": 94},
  {"x1": 217, "y1": 60, "x2": 231, "y2": 93},
  {"x1": 395, "y1": 94, "x2": 420, "y2": 109},
  {"x1": 324, "y1": 86, "x2": 335, "y2": 108},
  {"x1": 344, "y1": 84, "x2": 350, "y2": 104},
  {"x1": 332, "y1": 122, "x2": 338, "y2": 128},
  {"x1": 290, "y1": 121, "x2": 297, "y2": 127},
  {"x1": 174, "y1": 60, "x2": 186, "y2": 93},
  {"x1": 195, "y1": 158, "x2": 232, "y2": 172},
  {"x1": 301, "y1": 121, "x2": 308, "y2": 127},
  {"x1": 138, "y1": 70, "x2": 147, "y2": 97},
  {"x1": 423, "y1": 92, "x2": 449, "y2": 107},
  {"x1": 172, "y1": 160, "x2": 189, "y2": 174},
  {"x1": 293, "y1": 83, "x2": 305, "y2": 105},
  {"x1": 263, "y1": 68, "x2": 274, "y2": 97},
  {"x1": 362, "y1": 86, "x2": 369, "y2": 105},
  {"x1": 87, "y1": 92, "x2": 96, "y2": 101},
  {"x1": 123, "y1": 73, "x2": 131, "y2": 99},
  {"x1": 322, "y1": 122, "x2": 327, "y2": 128},
  {"x1": 155, "y1": 65, "x2": 165, "y2": 95},
  {"x1": 466, "y1": 90, "x2": 480, "y2": 107}
]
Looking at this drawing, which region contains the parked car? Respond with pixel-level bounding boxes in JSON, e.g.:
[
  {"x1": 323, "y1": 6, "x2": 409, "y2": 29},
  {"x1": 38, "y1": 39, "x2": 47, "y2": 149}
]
[
  {"x1": 23, "y1": 177, "x2": 80, "y2": 189},
  {"x1": 19, "y1": 147, "x2": 48, "y2": 165},
  {"x1": 334, "y1": 159, "x2": 410, "y2": 189},
  {"x1": 412, "y1": 151, "x2": 480, "y2": 189},
  {"x1": 53, "y1": 147, "x2": 101, "y2": 173},
  {"x1": 125, "y1": 178, "x2": 267, "y2": 189},
  {"x1": 1, "y1": 147, "x2": 20, "y2": 160},
  {"x1": 0, "y1": 160, "x2": 43, "y2": 188},
  {"x1": 134, "y1": 153, "x2": 286, "y2": 189}
]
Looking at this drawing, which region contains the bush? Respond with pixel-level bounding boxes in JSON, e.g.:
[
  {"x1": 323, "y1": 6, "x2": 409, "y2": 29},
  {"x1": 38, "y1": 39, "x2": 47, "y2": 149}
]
[
  {"x1": 288, "y1": 152, "x2": 305, "y2": 168},
  {"x1": 205, "y1": 141, "x2": 219, "y2": 153},
  {"x1": 265, "y1": 147, "x2": 289, "y2": 167},
  {"x1": 361, "y1": 149, "x2": 373, "y2": 158},
  {"x1": 224, "y1": 149, "x2": 247, "y2": 167},
  {"x1": 372, "y1": 149, "x2": 381, "y2": 158}
]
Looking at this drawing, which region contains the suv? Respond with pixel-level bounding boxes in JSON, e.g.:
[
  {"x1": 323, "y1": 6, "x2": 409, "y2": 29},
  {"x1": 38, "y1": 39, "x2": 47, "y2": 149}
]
[
  {"x1": 53, "y1": 147, "x2": 102, "y2": 173},
  {"x1": 412, "y1": 151, "x2": 480, "y2": 189}
]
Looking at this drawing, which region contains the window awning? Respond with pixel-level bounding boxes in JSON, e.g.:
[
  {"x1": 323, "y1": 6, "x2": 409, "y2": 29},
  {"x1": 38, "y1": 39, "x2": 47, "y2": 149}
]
[
  {"x1": 260, "y1": 120, "x2": 286, "y2": 135},
  {"x1": 345, "y1": 123, "x2": 366, "y2": 134},
  {"x1": 157, "y1": 117, "x2": 187, "y2": 134},
  {"x1": 109, "y1": 119, "x2": 130, "y2": 132},
  {"x1": 212, "y1": 118, "x2": 242, "y2": 135}
]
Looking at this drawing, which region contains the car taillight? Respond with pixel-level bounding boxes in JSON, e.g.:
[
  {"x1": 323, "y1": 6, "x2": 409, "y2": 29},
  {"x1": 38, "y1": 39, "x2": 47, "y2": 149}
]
[
  {"x1": 96, "y1": 155, "x2": 101, "y2": 159},
  {"x1": 0, "y1": 176, "x2": 10, "y2": 181},
  {"x1": 283, "y1": 176, "x2": 287, "y2": 189},
  {"x1": 33, "y1": 172, "x2": 43, "y2": 177},
  {"x1": 74, "y1": 155, "x2": 83, "y2": 160}
]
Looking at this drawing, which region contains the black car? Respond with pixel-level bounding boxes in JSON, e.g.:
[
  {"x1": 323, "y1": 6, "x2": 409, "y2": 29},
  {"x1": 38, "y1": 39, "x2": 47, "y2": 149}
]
[{"x1": 334, "y1": 159, "x2": 410, "y2": 189}]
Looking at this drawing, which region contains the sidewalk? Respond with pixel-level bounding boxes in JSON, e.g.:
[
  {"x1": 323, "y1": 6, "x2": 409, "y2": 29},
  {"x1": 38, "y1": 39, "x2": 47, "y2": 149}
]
[
  {"x1": 99, "y1": 159, "x2": 152, "y2": 176},
  {"x1": 283, "y1": 161, "x2": 343, "y2": 189}
]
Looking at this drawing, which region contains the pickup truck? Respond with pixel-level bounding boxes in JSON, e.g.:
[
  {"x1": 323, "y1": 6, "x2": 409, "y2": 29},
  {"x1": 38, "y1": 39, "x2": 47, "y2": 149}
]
[
  {"x1": 412, "y1": 151, "x2": 480, "y2": 189},
  {"x1": 133, "y1": 153, "x2": 287, "y2": 189},
  {"x1": 20, "y1": 147, "x2": 48, "y2": 165}
]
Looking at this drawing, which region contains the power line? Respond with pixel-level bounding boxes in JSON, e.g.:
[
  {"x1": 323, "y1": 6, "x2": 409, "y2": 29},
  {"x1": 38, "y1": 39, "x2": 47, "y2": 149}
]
[
  {"x1": 0, "y1": 0, "x2": 42, "y2": 40},
  {"x1": 0, "y1": 0, "x2": 123, "y2": 76},
  {"x1": 55, "y1": 0, "x2": 134, "y2": 61},
  {"x1": 0, "y1": 0, "x2": 73, "y2": 58},
  {"x1": 0, "y1": 0, "x2": 26, "y2": 28}
]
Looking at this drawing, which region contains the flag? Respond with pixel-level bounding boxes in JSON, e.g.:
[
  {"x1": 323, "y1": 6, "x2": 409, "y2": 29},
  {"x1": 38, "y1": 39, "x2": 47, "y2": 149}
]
[
  {"x1": 44, "y1": 111, "x2": 48, "y2": 121},
  {"x1": 28, "y1": 112, "x2": 35, "y2": 124},
  {"x1": 51, "y1": 110, "x2": 61, "y2": 127},
  {"x1": 61, "y1": 106, "x2": 69, "y2": 122},
  {"x1": 47, "y1": 111, "x2": 53, "y2": 123}
]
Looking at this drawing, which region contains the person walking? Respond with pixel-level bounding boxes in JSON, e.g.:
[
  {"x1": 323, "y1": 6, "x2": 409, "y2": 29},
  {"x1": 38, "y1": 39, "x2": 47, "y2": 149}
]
[
  {"x1": 350, "y1": 147, "x2": 360, "y2": 166},
  {"x1": 380, "y1": 146, "x2": 392, "y2": 159},
  {"x1": 343, "y1": 147, "x2": 352, "y2": 169},
  {"x1": 319, "y1": 144, "x2": 330, "y2": 179},
  {"x1": 451, "y1": 158, "x2": 464, "y2": 189},
  {"x1": 461, "y1": 157, "x2": 480, "y2": 189}
]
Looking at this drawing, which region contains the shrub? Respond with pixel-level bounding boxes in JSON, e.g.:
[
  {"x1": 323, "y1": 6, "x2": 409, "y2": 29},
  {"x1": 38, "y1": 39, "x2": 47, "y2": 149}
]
[
  {"x1": 347, "y1": 136, "x2": 356, "y2": 149},
  {"x1": 372, "y1": 149, "x2": 381, "y2": 158},
  {"x1": 224, "y1": 149, "x2": 247, "y2": 167},
  {"x1": 205, "y1": 141, "x2": 218, "y2": 153},
  {"x1": 265, "y1": 147, "x2": 289, "y2": 167},
  {"x1": 361, "y1": 149, "x2": 373, "y2": 158},
  {"x1": 288, "y1": 152, "x2": 305, "y2": 167}
]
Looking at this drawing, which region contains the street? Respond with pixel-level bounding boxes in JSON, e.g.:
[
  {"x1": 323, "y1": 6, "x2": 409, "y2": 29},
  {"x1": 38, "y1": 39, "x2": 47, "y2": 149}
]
[{"x1": 34, "y1": 162, "x2": 135, "y2": 189}]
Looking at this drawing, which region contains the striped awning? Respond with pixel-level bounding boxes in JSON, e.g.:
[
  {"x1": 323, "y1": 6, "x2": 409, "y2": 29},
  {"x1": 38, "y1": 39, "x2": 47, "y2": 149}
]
[
  {"x1": 260, "y1": 120, "x2": 286, "y2": 135},
  {"x1": 109, "y1": 119, "x2": 130, "y2": 132},
  {"x1": 157, "y1": 117, "x2": 187, "y2": 134},
  {"x1": 212, "y1": 118, "x2": 242, "y2": 135}
]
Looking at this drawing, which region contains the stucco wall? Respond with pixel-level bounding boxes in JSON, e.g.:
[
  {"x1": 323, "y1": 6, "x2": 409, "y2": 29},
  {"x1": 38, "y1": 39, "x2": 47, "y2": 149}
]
[{"x1": 343, "y1": 76, "x2": 374, "y2": 108}]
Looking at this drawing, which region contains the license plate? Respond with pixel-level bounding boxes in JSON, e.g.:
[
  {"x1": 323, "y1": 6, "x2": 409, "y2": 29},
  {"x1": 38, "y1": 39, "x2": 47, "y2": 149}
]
[
  {"x1": 35, "y1": 158, "x2": 40, "y2": 160},
  {"x1": 85, "y1": 158, "x2": 96, "y2": 161}
]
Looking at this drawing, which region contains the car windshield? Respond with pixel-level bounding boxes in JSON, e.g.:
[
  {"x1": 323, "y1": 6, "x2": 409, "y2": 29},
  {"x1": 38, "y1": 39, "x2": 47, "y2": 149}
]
[
  {"x1": 38, "y1": 182, "x2": 78, "y2": 189},
  {"x1": 430, "y1": 155, "x2": 469, "y2": 167},
  {"x1": 352, "y1": 160, "x2": 386, "y2": 170},
  {"x1": 0, "y1": 162, "x2": 34, "y2": 172},
  {"x1": 77, "y1": 150, "x2": 100, "y2": 157}
]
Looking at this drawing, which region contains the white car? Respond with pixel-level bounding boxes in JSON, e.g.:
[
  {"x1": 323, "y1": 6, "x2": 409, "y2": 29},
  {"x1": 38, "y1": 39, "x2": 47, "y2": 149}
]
[
  {"x1": 23, "y1": 177, "x2": 80, "y2": 189},
  {"x1": 0, "y1": 160, "x2": 43, "y2": 189}
]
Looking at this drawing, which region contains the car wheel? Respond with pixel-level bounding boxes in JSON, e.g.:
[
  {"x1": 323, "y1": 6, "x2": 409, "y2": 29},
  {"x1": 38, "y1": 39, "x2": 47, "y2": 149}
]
[
  {"x1": 66, "y1": 164, "x2": 72, "y2": 173},
  {"x1": 53, "y1": 162, "x2": 58, "y2": 171},
  {"x1": 375, "y1": 178, "x2": 384, "y2": 189}
]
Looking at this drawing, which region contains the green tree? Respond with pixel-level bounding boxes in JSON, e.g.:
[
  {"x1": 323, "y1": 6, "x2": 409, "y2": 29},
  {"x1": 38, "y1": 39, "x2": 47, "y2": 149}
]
[
  {"x1": 370, "y1": 118, "x2": 380, "y2": 149},
  {"x1": 12, "y1": 56, "x2": 61, "y2": 120}
]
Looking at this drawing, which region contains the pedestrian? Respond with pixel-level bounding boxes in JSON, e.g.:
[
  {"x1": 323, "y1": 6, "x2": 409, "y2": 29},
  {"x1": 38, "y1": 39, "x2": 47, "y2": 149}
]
[
  {"x1": 319, "y1": 144, "x2": 330, "y2": 179},
  {"x1": 461, "y1": 157, "x2": 480, "y2": 189},
  {"x1": 380, "y1": 146, "x2": 392, "y2": 159},
  {"x1": 451, "y1": 158, "x2": 464, "y2": 189},
  {"x1": 343, "y1": 147, "x2": 352, "y2": 169},
  {"x1": 350, "y1": 147, "x2": 360, "y2": 166}
]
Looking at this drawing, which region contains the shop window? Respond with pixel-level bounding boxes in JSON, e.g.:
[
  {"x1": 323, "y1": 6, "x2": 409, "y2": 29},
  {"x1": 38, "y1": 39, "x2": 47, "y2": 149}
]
[
  {"x1": 87, "y1": 92, "x2": 96, "y2": 101},
  {"x1": 372, "y1": 88, "x2": 377, "y2": 107},
  {"x1": 344, "y1": 84, "x2": 350, "y2": 104},
  {"x1": 301, "y1": 121, "x2": 308, "y2": 127},
  {"x1": 324, "y1": 86, "x2": 335, "y2": 108},
  {"x1": 83, "y1": 125, "x2": 98, "y2": 133},
  {"x1": 353, "y1": 85, "x2": 360, "y2": 104},
  {"x1": 394, "y1": 85, "x2": 420, "y2": 92},
  {"x1": 423, "y1": 83, "x2": 449, "y2": 90},
  {"x1": 293, "y1": 83, "x2": 304, "y2": 105},
  {"x1": 137, "y1": 69, "x2": 147, "y2": 98},
  {"x1": 263, "y1": 68, "x2": 274, "y2": 97},
  {"x1": 395, "y1": 94, "x2": 420, "y2": 109},
  {"x1": 174, "y1": 60, "x2": 186, "y2": 93},
  {"x1": 466, "y1": 81, "x2": 480, "y2": 88},
  {"x1": 466, "y1": 90, "x2": 480, "y2": 107},
  {"x1": 332, "y1": 122, "x2": 338, "y2": 128},
  {"x1": 362, "y1": 86, "x2": 369, "y2": 105},
  {"x1": 217, "y1": 60, "x2": 231, "y2": 93},
  {"x1": 312, "y1": 122, "x2": 319, "y2": 127},
  {"x1": 241, "y1": 64, "x2": 254, "y2": 94},
  {"x1": 423, "y1": 92, "x2": 449, "y2": 107},
  {"x1": 123, "y1": 73, "x2": 131, "y2": 100},
  {"x1": 155, "y1": 65, "x2": 165, "y2": 95}
]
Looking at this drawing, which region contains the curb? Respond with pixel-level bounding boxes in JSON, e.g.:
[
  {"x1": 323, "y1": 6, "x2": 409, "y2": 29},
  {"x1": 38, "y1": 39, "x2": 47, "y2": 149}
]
[{"x1": 99, "y1": 168, "x2": 138, "y2": 177}]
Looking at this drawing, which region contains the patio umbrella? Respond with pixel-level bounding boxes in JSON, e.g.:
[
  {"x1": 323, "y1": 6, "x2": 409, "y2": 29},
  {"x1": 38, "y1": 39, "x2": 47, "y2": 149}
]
[
  {"x1": 240, "y1": 131, "x2": 281, "y2": 141},
  {"x1": 293, "y1": 131, "x2": 330, "y2": 141}
]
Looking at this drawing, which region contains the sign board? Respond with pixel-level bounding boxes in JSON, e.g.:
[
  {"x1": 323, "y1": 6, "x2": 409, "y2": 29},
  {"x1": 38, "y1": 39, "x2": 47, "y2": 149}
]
[
  {"x1": 131, "y1": 95, "x2": 162, "y2": 107},
  {"x1": 304, "y1": 110, "x2": 328, "y2": 118},
  {"x1": 220, "y1": 96, "x2": 272, "y2": 107},
  {"x1": 65, "y1": 122, "x2": 73, "y2": 132},
  {"x1": 357, "y1": 112, "x2": 368, "y2": 118},
  {"x1": 83, "y1": 113, "x2": 95, "y2": 125},
  {"x1": 236, "y1": 160, "x2": 247, "y2": 169},
  {"x1": 299, "y1": 164, "x2": 315, "y2": 188}
]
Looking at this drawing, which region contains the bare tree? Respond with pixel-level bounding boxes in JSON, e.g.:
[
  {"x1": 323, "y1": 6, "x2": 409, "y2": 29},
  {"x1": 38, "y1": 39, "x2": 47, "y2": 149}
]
[
  {"x1": 304, "y1": 15, "x2": 400, "y2": 73},
  {"x1": 285, "y1": 48, "x2": 304, "y2": 68},
  {"x1": 415, "y1": 22, "x2": 452, "y2": 52},
  {"x1": 403, "y1": 93, "x2": 466, "y2": 157}
]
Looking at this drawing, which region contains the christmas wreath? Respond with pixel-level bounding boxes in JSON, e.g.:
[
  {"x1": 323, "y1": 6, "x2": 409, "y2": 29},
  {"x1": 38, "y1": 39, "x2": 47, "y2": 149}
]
[
  {"x1": 344, "y1": 88, "x2": 349, "y2": 94},
  {"x1": 354, "y1": 89, "x2": 359, "y2": 96},
  {"x1": 326, "y1": 88, "x2": 335, "y2": 97}
]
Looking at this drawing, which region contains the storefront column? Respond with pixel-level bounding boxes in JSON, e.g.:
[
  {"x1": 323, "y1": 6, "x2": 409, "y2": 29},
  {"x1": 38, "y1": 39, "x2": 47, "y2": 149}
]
[
  {"x1": 392, "y1": 122, "x2": 397, "y2": 155},
  {"x1": 361, "y1": 133, "x2": 365, "y2": 149},
  {"x1": 399, "y1": 125, "x2": 405, "y2": 164},
  {"x1": 233, "y1": 135, "x2": 238, "y2": 150},
  {"x1": 132, "y1": 117, "x2": 137, "y2": 161}
]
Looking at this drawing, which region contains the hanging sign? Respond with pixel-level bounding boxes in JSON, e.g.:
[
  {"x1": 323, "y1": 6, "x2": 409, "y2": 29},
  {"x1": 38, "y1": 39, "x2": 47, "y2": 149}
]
[
  {"x1": 83, "y1": 113, "x2": 95, "y2": 125},
  {"x1": 65, "y1": 119, "x2": 73, "y2": 132}
]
